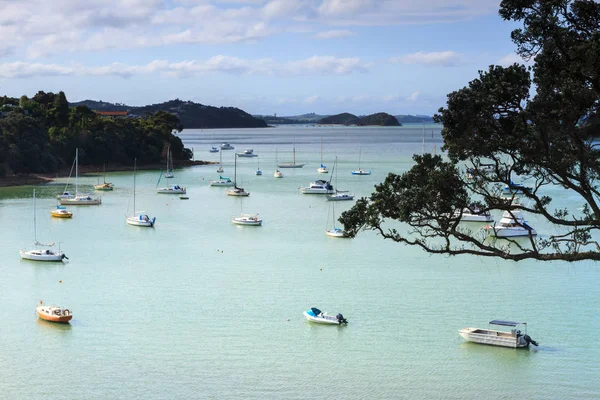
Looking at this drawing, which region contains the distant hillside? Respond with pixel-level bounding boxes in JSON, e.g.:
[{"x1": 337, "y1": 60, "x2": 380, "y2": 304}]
[
  {"x1": 358, "y1": 112, "x2": 400, "y2": 126},
  {"x1": 318, "y1": 113, "x2": 360, "y2": 125},
  {"x1": 395, "y1": 114, "x2": 434, "y2": 123},
  {"x1": 70, "y1": 99, "x2": 268, "y2": 129},
  {"x1": 318, "y1": 112, "x2": 400, "y2": 126},
  {"x1": 255, "y1": 113, "x2": 328, "y2": 124}
]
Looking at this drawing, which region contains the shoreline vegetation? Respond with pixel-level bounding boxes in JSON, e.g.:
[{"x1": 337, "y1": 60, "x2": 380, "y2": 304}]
[{"x1": 0, "y1": 160, "x2": 217, "y2": 188}]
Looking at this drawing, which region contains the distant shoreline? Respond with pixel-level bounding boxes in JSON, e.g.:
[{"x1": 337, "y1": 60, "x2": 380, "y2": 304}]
[{"x1": 0, "y1": 160, "x2": 217, "y2": 188}]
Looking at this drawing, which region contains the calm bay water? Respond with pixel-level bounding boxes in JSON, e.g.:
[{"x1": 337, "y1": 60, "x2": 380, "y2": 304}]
[{"x1": 0, "y1": 125, "x2": 598, "y2": 399}]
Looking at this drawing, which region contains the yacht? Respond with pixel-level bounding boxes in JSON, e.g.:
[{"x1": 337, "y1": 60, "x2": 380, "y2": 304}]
[
  {"x1": 300, "y1": 179, "x2": 334, "y2": 194},
  {"x1": 209, "y1": 176, "x2": 234, "y2": 186},
  {"x1": 454, "y1": 206, "x2": 493, "y2": 222},
  {"x1": 209, "y1": 146, "x2": 219, "y2": 153},
  {"x1": 303, "y1": 308, "x2": 348, "y2": 325},
  {"x1": 231, "y1": 213, "x2": 262, "y2": 226},
  {"x1": 489, "y1": 210, "x2": 536, "y2": 237},
  {"x1": 237, "y1": 148, "x2": 258, "y2": 157},
  {"x1": 157, "y1": 185, "x2": 186, "y2": 194},
  {"x1": 326, "y1": 191, "x2": 355, "y2": 201},
  {"x1": 59, "y1": 149, "x2": 102, "y2": 206},
  {"x1": 220, "y1": 142, "x2": 235, "y2": 150},
  {"x1": 459, "y1": 320, "x2": 538, "y2": 348},
  {"x1": 36, "y1": 301, "x2": 72, "y2": 323}
]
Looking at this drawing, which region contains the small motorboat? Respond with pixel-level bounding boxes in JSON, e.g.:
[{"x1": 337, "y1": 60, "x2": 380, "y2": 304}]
[
  {"x1": 300, "y1": 180, "x2": 334, "y2": 194},
  {"x1": 209, "y1": 146, "x2": 219, "y2": 153},
  {"x1": 157, "y1": 185, "x2": 186, "y2": 194},
  {"x1": 210, "y1": 176, "x2": 234, "y2": 187},
  {"x1": 237, "y1": 148, "x2": 258, "y2": 157},
  {"x1": 303, "y1": 307, "x2": 347, "y2": 325},
  {"x1": 180, "y1": 195, "x2": 189, "y2": 200},
  {"x1": 454, "y1": 206, "x2": 493, "y2": 222},
  {"x1": 503, "y1": 180, "x2": 532, "y2": 194},
  {"x1": 459, "y1": 320, "x2": 538, "y2": 348},
  {"x1": 220, "y1": 142, "x2": 235, "y2": 150},
  {"x1": 50, "y1": 206, "x2": 73, "y2": 218},
  {"x1": 351, "y1": 169, "x2": 371, "y2": 176},
  {"x1": 36, "y1": 301, "x2": 72, "y2": 323},
  {"x1": 487, "y1": 210, "x2": 536, "y2": 237},
  {"x1": 273, "y1": 170, "x2": 284, "y2": 178},
  {"x1": 231, "y1": 213, "x2": 262, "y2": 226}
]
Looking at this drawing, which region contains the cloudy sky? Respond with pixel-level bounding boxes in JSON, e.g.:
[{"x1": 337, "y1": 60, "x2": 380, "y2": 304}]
[{"x1": 0, "y1": 0, "x2": 522, "y2": 116}]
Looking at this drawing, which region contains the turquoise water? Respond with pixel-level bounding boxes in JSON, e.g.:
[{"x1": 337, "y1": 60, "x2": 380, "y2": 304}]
[{"x1": 0, "y1": 125, "x2": 599, "y2": 399}]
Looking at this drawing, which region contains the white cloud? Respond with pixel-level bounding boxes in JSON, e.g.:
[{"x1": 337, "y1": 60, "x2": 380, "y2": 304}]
[
  {"x1": 497, "y1": 52, "x2": 524, "y2": 66},
  {"x1": 314, "y1": 29, "x2": 355, "y2": 39},
  {"x1": 406, "y1": 91, "x2": 420, "y2": 101},
  {"x1": 0, "y1": 55, "x2": 369, "y2": 79},
  {"x1": 391, "y1": 51, "x2": 463, "y2": 67},
  {"x1": 304, "y1": 95, "x2": 322, "y2": 104}
]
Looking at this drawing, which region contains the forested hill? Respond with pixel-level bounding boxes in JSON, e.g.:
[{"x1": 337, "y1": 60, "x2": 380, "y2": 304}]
[
  {"x1": 70, "y1": 99, "x2": 268, "y2": 129},
  {"x1": 0, "y1": 91, "x2": 192, "y2": 177},
  {"x1": 318, "y1": 112, "x2": 401, "y2": 126}
]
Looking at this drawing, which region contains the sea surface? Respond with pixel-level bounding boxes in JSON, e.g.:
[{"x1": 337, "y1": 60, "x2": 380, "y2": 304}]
[{"x1": 0, "y1": 125, "x2": 598, "y2": 399}]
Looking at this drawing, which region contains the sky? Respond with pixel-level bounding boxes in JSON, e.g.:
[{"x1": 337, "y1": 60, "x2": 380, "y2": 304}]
[{"x1": 0, "y1": 0, "x2": 524, "y2": 116}]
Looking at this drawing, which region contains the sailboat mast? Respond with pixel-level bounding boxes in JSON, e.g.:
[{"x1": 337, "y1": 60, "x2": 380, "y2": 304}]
[
  {"x1": 320, "y1": 137, "x2": 323, "y2": 164},
  {"x1": 33, "y1": 189, "x2": 37, "y2": 243},
  {"x1": 234, "y1": 154, "x2": 237, "y2": 185},
  {"x1": 75, "y1": 148, "x2": 79, "y2": 194},
  {"x1": 293, "y1": 146, "x2": 296, "y2": 165},
  {"x1": 133, "y1": 158, "x2": 136, "y2": 213}
]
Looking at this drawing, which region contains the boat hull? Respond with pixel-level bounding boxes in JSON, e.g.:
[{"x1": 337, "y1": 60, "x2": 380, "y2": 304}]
[
  {"x1": 303, "y1": 311, "x2": 342, "y2": 324},
  {"x1": 300, "y1": 188, "x2": 335, "y2": 194},
  {"x1": 126, "y1": 216, "x2": 155, "y2": 227},
  {"x1": 325, "y1": 229, "x2": 347, "y2": 238},
  {"x1": 278, "y1": 164, "x2": 305, "y2": 169},
  {"x1": 273, "y1": 172, "x2": 284, "y2": 178},
  {"x1": 326, "y1": 194, "x2": 354, "y2": 201},
  {"x1": 20, "y1": 250, "x2": 64, "y2": 262},
  {"x1": 459, "y1": 328, "x2": 528, "y2": 348},
  {"x1": 157, "y1": 188, "x2": 186, "y2": 194},
  {"x1": 59, "y1": 198, "x2": 101, "y2": 205},
  {"x1": 492, "y1": 228, "x2": 537, "y2": 237},
  {"x1": 461, "y1": 214, "x2": 493, "y2": 222},
  {"x1": 317, "y1": 168, "x2": 328, "y2": 173},
  {"x1": 36, "y1": 307, "x2": 72, "y2": 323},
  {"x1": 351, "y1": 170, "x2": 371, "y2": 175},
  {"x1": 50, "y1": 211, "x2": 73, "y2": 218},
  {"x1": 210, "y1": 181, "x2": 234, "y2": 187},
  {"x1": 227, "y1": 191, "x2": 250, "y2": 197},
  {"x1": 231, "y1": 218, "x2": 262, "y2": 226}
]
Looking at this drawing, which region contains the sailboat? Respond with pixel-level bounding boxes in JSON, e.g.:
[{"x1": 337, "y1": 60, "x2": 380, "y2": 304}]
[
  {"x1": 59, "y1": 149, "x2": 102, "y2": 205},
  {"x1": 217, "y1": 148, "x2": 224, "y2": 173},
  {"x1": 94, "y1": 163, "x2": 114, "y2": 191},
  {"x1": 278, "y1": 145, "x2": 305, "y2": 168},
  {"x1": 165, "y1": 145, "x2": 174, "y2": 179},
  {"x1": 227, "y1": 154, "x2": 250, "y2": 196},
  {"x1": 231, "y1": 196, "x2": 262, "y2": 226},
  {"x1": 317, "y1": 137, "x2": 328, "y2": 173},
  {"x1": 325, "y1": 200, "x2": 348, "y2": 238},
  {"x1": 56, "y1": 157, "x2": 76, "y2": 199},
  {"x1": 126, "y1": 158, "x2": 156, "y2": 227},
  {"x1": 327, "y1": 157, "x2": 355, "y2": 201},
  {"x1": 255, "y1": 148, "x2": 262, "y2": 176},
  {"x1": 20, "y1": 189, "x2": 68, "y2": 261},
  {"x1": 274, "y1": 147, "x2": 284, "y2": 178},
  {"x1": 351, "y1": 148, "x2": 371, "y2": 175}
]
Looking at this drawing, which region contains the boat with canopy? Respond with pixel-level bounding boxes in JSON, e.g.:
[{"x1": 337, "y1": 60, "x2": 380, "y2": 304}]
[{"x1": 459, "y1": 320, "x2": 538, "y2": 348}]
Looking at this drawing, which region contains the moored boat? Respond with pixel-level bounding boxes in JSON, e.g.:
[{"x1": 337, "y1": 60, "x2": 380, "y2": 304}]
[
  {"x1": 300, "y1": 179, "x2": 334, "y2": 194},
  {"x1": 50, "y1": 206, "x2": 73, "y2": 219},
  {"x1": 454, "y1": 206, "x2": 493, "y2": 222},
  {"x1": 326, "y1": 191, "x2": 355, "y2": 201},
  {"x1": 273, "y1": 169, "x2": 284, "y2": 178},
  {"x1": 210, "y1": 176, "x2": 234, "y2": 187},
  {"x1": 487, "y1": 210, "x2": 536, "y2": 237},
  {"x1": 36, "y1": 301, "x2": 72, "y2": 323},
  {"x1": 157, "y1": 185, "x2": 186, "y2": 194},
  {"x1": 209, "y1": 146, "x2": 219, "y2": 153},
  {"x1": 231, "y1": 213, "x2": 262, "y2": 226},
  {"x1": 459, "y1": 320, "x2": 538, "y2": 348},
  {"x1": 221, "y1": 142, "x2": 235, "y2": 150},
  {"x1": 303, "y1": 307, "x2": 348, "y2": 325},
  {"x1": 237, "y1": 148, "x2": 258, "y2": 157}
]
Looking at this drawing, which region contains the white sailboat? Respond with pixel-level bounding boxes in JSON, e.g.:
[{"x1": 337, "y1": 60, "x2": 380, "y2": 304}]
[
  {"x1": 273, "y1": 147, "x2": 284, "y2": 178},
  {"x1": 20, "y1": 189, "x2": 67, "y2": 262},
  {"x1": 94, "y1": 163, "x2": 114, "y2": 191},
  {"x1": 255, "y1": 148, "x2": 262, "y2": 176},
  {"x1": 164, "y1": 145, "x2": 174, "y2": 178},
  {"x1": 325, "y1": 200, "x2": 348, "y2": 238},
  {"x1": 227, "y1": 154, "x2": 250, "y2": 196},
  {"x1": 351, "y1": 148, "x2": 371, "y2": 175},
  {"x1": 126, "y1": 159, "x2": 156, "y2": 227},
  {"x1": 317, "y1": 137, "x2": 328, "y2": 173},
  {"x1": 217, "y1": 148, "x2": 224, "y2": 173},
  {"x1": 56, "y1": 157, "x2": 76, "y2": 199},
  {"x1": 327, "y1": 157, "x2": 355, "y2": 201},
  {"x1": 59, "y1": 148, "x2": 102, "y2": 205},
  {"x1": 278, "y1": 145, "x2": 305, "y2": 168}
]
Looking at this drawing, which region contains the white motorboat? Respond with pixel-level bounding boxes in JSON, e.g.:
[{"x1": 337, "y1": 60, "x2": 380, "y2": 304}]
[
  {"x1": 231, "y1": 213, "x2": 262, "y2": 226},
  {"x1": 209, "y1": 146, "x2": 219, "y2": 153},
  {"x1": 56, "y1": 191, "x2": 75, "y2": 199},
  {"x1": 300, "y1": 179, "x2": 334, "y2": 194},
  {"x1": 20, "y1": 190, "x2": 67, "y2": 262},
  {"x1": 488, "y1": 210, "x2": 536, "y2": 237},
  {"x1": 454, "y1": 206, "x2": 493, "y2": 222},
  {"x1": 273, "y1": 169, "x2": 284, "y2": 178},
  {"x1": 237, "y1": 148, "x2": 258, "y2": 157},
  {"x1": 220, "y1": 142, "x2": 235, "y2": 150},
  {"x1": 209, "y1": 176, "x2": 234, "y2": 186},
  {"x1": 303, "y1": 307, "x2": 348, "y2": 325},
  {"x1": 59, "y1": 149, "x2": 102, "y2": 206},
  {"x1": 126, "y1": 158, "x2": 156, "y2": 227},
  {"x1": 503, "y1": 181, "x2": 532, "y2": 194},
  {"x1": 157, "y1": 185, "x2": 186, "y2": 194},
  {"x1": 278, "y1": 145, "x2": 305, "y2": 168},
  {"x1": 459, "y1": 320, "x2": 538, "y2": 348}
]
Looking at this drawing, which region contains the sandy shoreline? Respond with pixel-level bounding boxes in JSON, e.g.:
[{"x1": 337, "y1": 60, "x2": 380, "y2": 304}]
[{"x1": 0, "y1": 160, "x2": 217, "y2": 188}]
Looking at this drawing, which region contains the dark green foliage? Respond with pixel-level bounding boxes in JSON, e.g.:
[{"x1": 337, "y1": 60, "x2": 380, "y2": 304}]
[
  {"x1": 0, "y1": 92, "x2": 192, "y2": 176},
  {"x1": 341, "y1": 0, "x2": 600, "y2": 262},
  {"x1": 318, "y1": 113, "x2": 360, "y2": 125},
  {"x1": 357, "y1": 113, "x2": 401, "y2": 126}
]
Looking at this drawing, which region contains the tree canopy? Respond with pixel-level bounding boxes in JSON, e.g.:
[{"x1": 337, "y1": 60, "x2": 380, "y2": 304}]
[
  {"x1": 340, "y1": 0, "x2": 600, "y2": 262},
  {"x1": 0, "y1": 91, "x2": 191, "y2": 176}
]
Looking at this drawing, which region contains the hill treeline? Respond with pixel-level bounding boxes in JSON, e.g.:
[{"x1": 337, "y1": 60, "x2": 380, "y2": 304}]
[
  {"x1": 71, "y1": 99, "x2": 268, "y2": 129},
  {"x1": 318, "y1": 112, "x2": 401, "y2": 126},
  {"x1": 0, "y1": 91, "x2": 192, "y2": 177}
]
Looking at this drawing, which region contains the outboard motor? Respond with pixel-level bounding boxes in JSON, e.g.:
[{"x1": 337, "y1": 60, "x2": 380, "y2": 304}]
[
  {"x1": 523, "y1": 334, "x2": 538, "y2": 346},
  {"x1": 336, "y1": 313, "x2": 348, "y2": 324},
  {"x1": 62, "y1": 254, "x2": 69, "y2": 260}
]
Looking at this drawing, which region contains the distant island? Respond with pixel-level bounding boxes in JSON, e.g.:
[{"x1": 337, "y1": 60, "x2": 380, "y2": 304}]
[
  {"x1": 256, "y1": 113, "x2": 434, "y2": 125},
  {"x1": 71, "y1": 99, "x2": 268, "y2": 129},
  {"x1": 318, "y1": 112, "x2": 401, "y2": 126}
]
